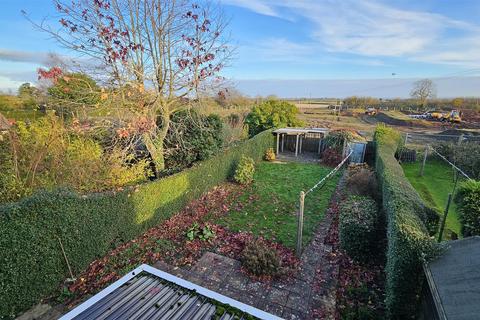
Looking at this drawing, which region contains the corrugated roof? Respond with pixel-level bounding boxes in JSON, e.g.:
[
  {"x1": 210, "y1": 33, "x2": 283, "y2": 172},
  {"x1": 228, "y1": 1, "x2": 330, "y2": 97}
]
[
  {"x1": 60, "y1": 264, "x2": 282, "y2": 320},
  {"x1": 424, "y1": 236, "x2": 480, "y2": 320}
]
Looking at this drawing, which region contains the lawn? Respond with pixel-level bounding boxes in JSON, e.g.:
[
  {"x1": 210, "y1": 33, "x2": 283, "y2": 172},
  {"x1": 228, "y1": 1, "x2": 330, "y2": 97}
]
[
  {"x1": 402, "y1": 159, "x2": 462, "y2": 238},
  {"x1": 219, "y1": 161, "x2": 340, "y2": 248}
]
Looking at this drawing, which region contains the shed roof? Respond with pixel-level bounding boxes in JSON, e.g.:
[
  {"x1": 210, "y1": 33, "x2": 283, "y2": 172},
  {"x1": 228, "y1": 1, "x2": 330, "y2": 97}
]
[
  {"x1": 424, "y1": 236, "x2": 480, "y2": 320},
  {"x1": 60, "y1": 264, "x2": 280, "y2": 320},
  {"x1": 273, "y1": 127, "x2": 329, "y2": 135}
]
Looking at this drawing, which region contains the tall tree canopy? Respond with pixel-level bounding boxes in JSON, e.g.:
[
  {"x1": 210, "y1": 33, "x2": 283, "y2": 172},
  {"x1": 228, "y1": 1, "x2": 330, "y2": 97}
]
[
  {"x1": 29, "y1": 0, "x2": 232, "y2": 174},
  {"x1": 410, "y1": 79, "x2": 436, "y2": 110}
]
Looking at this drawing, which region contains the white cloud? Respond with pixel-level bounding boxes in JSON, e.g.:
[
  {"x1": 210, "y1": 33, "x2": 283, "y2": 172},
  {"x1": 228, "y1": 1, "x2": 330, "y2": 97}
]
[
  {"x1": 221, "y1": 0, "x2": 279, "y2": 17},
  {"x1": 224, "y1": 0, "x2": 480, "y2": 67}
]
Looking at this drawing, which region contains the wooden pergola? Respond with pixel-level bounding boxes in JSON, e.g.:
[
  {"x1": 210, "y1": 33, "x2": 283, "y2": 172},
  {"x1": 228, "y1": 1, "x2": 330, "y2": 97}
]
[{"x1": 273, "y1": 128, "x2": 329, "y2": 157}]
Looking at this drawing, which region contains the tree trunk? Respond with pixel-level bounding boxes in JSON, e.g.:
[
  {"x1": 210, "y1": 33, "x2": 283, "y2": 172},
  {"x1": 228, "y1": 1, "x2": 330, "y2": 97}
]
[{"x1": 143, "y1": 108, "x2": 170, "y2": 177}]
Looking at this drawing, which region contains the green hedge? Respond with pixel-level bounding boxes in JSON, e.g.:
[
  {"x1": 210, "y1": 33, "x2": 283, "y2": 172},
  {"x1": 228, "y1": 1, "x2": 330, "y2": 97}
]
[
  {"x1": 339, "y1": 195, "x2": 378, "y2": 263},
  {"x1": 455, "y1": 180, "x2": 480, "y2": 237},
  {"x1": 374, "y1": 125, "x2": 436, "y2": 319},
  {"x1": 0, "y1": 130, "x2": 273, "y2": 319}
]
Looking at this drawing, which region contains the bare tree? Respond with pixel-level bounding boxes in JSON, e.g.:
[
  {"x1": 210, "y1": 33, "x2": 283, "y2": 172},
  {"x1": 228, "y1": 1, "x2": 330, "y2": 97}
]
[
  {"x1": 25, "y1": 0, "x2": 232, "y2": 174},
  {"x1": 410, "y1": 79, "x2": 436, "y2": 110}
]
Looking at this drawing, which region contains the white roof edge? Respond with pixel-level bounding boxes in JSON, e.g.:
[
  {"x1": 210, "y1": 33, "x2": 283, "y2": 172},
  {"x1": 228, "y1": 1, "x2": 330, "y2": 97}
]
[
  {"x1": 273, "y1": 127, "x2": 330, "y2": 134},
  {"x1": 59, "y1": 264, "x2": 283, "y2": 320}
]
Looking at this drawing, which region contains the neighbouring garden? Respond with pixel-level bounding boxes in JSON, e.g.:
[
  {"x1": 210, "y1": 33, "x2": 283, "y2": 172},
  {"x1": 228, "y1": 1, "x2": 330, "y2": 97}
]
[
  {"x1": 401, "y1": 139, "x2": 480, "y2": 240},
  {"x1": 402, "y1": 159, "x2": 462, "y2": 238}
]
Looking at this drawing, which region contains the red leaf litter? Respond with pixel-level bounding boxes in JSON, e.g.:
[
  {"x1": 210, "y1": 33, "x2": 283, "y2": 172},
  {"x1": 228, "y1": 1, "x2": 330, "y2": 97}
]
[{"x1": 64, "y1": 184, "x2": 298, "y2": 305}]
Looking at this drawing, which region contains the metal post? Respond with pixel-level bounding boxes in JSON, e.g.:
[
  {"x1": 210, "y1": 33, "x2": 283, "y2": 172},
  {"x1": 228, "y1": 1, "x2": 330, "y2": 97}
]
[
  {"x1": 438, "y1": 193, "x2": 453, "y2": 242},
  {"x1": 276, "y1": 133, "x2": 280, "y2": 155},
  {"x1": 295, "y1": 135, "x2": 299, "y2": 157},
  {"x1": 296, "y1": 191, "x2": 305, "y2": 257},
  {"x1": 420, "y1": 145, "x2": 428, "y2": 176}
]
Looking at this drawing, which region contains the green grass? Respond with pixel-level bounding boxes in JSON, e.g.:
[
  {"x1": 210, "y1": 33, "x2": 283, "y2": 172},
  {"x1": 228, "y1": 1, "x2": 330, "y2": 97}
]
[
  {"x1": 219, "y1": 161, "x2": 340, "y2": 248},
  {"x1": 402, "y1": 159, "x2": 462, "y2": 238}
]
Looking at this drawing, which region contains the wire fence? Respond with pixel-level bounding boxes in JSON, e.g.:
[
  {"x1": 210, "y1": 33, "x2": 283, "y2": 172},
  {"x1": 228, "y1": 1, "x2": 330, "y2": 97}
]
[
  {"x1": 295, "y1": 146, "x2": 354, "y2": 256},
  {"x1": 401, "y1": 140, "x2": 475, "y2": 241},
  {"x1": 404, "y1": 132, "x2": 480, "y2": 149}
]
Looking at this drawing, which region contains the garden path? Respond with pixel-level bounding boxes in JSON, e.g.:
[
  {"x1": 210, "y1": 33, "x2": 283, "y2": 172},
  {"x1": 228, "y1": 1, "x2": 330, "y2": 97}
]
[{"x1": 153, "y1": 193, "x2": 340, "y2": 320}]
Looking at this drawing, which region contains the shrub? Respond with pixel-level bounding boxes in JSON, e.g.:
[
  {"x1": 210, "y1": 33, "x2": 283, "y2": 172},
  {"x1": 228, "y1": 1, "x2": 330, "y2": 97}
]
[
  {"x1": 264, "y1": 148, "x2": 276, "y2": 161},
  {"x1": 47, "y1": 72, "x2": 100, "y2": 107},
  {"x1": 455, "y1": 180, "x2": 480, "y2": 237},
  {"x1": 374, "y1": 124, "x2": 437, "y2": 318},
  {"x1": 346, "y1": 164, "x2": 378, "y2": 199},
  {"x1": 322, "y1": 147, "x2": 342, "y2": 167},
  {"x1": 0, "y1": 130, "x2": 273, "y2": 318},
  {"x1": 244, "y1": 99, "x2": 303, "y2": 137},
  {"x1": 164, "y1": 109, "x2": 223, "y2": 174},
  {"x1": 0, "y1": 115, "x2": 151, "y2": 203},
  {"x1": 339, "y1": 195, "x2": 378, "y2": 262},
  {"x1": 241, "y1": 239, "x2": 281, "y2": 277},
  {"x1": 324, "y1": 129, "x2": 355, "y2": 151},
  {"x1": 234, "y1": 155, "x2": 255, "y2": 184}
]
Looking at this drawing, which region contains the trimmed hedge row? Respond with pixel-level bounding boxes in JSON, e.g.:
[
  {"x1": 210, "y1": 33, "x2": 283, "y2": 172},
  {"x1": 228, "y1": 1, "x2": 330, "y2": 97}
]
[
  {"x1": 455, "y1": 180, "x2": 480, "y2": 237},
  {"x1": 339, "y1": 195, "x2": 378, "y2": 263},
  {"x1": 374, "y1": 125, "x2": 437, "y2": 319},
  {"x1": 0, "y1": 131, "x2": 273, "y2": 319}
]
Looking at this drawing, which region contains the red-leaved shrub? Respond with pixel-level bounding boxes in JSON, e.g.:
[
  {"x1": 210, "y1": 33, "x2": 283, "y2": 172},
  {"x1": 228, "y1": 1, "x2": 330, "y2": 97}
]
[{"x1": 322, "y1": 147, "x2": 343, "y2": 167}]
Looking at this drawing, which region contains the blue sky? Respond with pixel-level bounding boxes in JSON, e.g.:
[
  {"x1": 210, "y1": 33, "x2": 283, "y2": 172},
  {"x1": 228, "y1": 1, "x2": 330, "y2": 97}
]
[{"x1": 1, "y1": 0, "x2": 480, "y2": 97}]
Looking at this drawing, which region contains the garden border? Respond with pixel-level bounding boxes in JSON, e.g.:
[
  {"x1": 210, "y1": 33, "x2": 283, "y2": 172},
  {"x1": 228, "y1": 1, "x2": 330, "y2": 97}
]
[{"x1": 0, "y1": 130, "x2": 273, "y2": 319}]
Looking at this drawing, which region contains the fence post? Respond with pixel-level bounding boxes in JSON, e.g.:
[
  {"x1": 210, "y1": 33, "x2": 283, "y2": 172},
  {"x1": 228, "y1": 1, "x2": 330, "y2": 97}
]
[
  {"x1": 420, "y1": 145, "x2": 428, "y2": 176},
  {"x1": 296, "y1": 191, "x2": 305, "y2": 257},
  {"x1": 404, "y1": 133, "x2": 409, "y2": 145},
  {"x1": 438, "y1": 193, "x2": 453, "y2": 242}
]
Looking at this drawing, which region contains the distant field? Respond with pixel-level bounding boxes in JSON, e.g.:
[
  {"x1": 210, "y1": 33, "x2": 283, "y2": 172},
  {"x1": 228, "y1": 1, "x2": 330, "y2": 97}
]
[{"x1": 295, "y1": 103, "x2": 331, "y2": 109}]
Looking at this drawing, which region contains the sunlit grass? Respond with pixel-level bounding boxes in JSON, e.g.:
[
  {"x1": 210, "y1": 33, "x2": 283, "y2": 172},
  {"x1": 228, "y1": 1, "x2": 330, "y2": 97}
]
[
  {"x1": 220, "y1": 161, "x2": 339, "y2": 248},
  {"x1": 402, "y1": 159, "x2": 462, "y2": 238}
]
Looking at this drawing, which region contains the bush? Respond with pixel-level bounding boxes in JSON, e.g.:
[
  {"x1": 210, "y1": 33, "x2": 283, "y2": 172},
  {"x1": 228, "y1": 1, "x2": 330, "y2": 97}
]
[
  {"x1": 374, "y1": 125, "x2": 437, "y2": 318},
  {"x1": 346, "y1": 164, "x2": 378, "y2": 199},
  {"x1": 324, "y1": 129, "x2": 355, "y2": 151},
  {"x1": 322, "y1": 147, "x2": 343, "y2": 167},
  {"x1": 164, "y1": 109, "x2": 223, "y2": 174},
  {"x1": 339, "y1": 195, "x2": 378, "y2": 262},
  {"x1": 241, "y1": 239, "x2": 281, "y2": 277},
  {"x1": 455, "y1": 180, "x2": 480, "y2": 237},
  {"x1": 244, "y1": 99, "x2": 303, "y2": 137},
  {"x1": 0, "y1": 115, "x2": 151, "y2": 203},
  {"x1": 0, "y1": 130, "x2": 273, "y2": 318},
  {"x1": 264, "y1": 148, "x2": 275, "y2": 161},
  {"x1": 234, "y1": 155, "x2": 255, "y2": 184}
]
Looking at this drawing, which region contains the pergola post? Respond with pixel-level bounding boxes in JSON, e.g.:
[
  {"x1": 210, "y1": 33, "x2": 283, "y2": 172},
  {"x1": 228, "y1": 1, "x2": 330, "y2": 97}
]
[
  {"x1": 299, "y1": 135, "x2": 303, "y2": 154},
  {"x1": 318, "y1": 138, "x2": 322, "y2": 154},
  {"x1": 281, "y1": 134, "x2": 285, "y2": 152},
  {"x1": 295, "y1": 134, "x2": 299, "y2": 157},
  {"x1": 276, "y1": 133, "x2": 280, "y2": 155}
]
